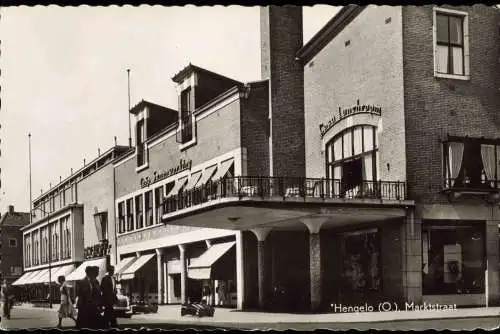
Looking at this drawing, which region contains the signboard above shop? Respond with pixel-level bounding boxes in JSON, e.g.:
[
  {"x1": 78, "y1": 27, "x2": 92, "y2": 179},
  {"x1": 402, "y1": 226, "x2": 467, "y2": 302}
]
[
  {"x1": 319, "y1": 100, "x2": 382, "y2": 138},
  {"x1": 140, "y1": 159, "x2": 192, "y2": 188}
]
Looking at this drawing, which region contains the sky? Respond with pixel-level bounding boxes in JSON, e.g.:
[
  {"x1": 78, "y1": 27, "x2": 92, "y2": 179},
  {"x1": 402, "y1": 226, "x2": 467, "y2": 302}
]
[{"x1": 0, "y1": 5, "x2": 340, "y2": 213}]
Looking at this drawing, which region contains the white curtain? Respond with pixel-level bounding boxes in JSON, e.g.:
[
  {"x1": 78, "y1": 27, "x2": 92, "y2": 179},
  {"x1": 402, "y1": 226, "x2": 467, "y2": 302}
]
[
  {"x1": 448, "y1": 142, "x2": 464, "y2": 187},
  {"x1": 480, "y1": 144, "x2": 496, "y2": 186}
]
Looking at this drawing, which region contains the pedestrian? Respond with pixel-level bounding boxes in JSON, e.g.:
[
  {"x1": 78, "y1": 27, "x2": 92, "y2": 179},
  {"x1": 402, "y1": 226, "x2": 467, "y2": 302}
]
[
  {"x1": 100, "y1": 265, "x2": 118, "y2": 329},
  {"x1": 202, "y1": 284, "x2": 211, "y2": 305},
  {"x1": 76, "y1": 266, "x2": 102, "y2": 329},
  {"x1": 217, "y1": 282, "x2": 227, "y2": 306},
  {"x1": 56, "y1": 275, "x2": 77, "y2": 328},
  {"x1": 0, "y1": 279, "x2": 11, "y2": 320}
]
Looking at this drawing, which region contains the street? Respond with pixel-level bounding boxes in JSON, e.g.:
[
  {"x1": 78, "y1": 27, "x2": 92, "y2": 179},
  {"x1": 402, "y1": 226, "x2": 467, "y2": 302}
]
[{"x1": 1, "y1": 307, "x2": 498, "y2": 331}]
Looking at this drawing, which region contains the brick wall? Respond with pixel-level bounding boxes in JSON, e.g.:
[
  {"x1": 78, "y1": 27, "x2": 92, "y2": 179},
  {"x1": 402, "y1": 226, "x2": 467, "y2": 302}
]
[
  {"x1": 0, "y1": 224, "x2": 25, "y2": 283},
  {"x1": 402, "y1": 5, "x2": 500, "y2": 204},
  {"x1": 241, "y1": 81, "x2": 270, "y2": 176},
  {"x1": 261, "y1": 6, "x2": 306, "y2": 178},
  {"x1": 304, "y1": 6, "x2": 407, "y2": 183}
]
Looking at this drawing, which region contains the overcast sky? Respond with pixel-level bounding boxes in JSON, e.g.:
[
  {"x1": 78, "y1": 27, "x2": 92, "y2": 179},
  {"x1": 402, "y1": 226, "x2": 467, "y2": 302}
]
[{"x1": 0, "y1": 5, "x2": 340, "y2": 213}]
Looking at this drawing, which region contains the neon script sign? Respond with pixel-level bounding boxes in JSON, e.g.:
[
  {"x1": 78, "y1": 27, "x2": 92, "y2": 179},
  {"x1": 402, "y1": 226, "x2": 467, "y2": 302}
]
[
  {"x1": 140, "y1": 159, "x2": 192, "y2": 188},
  {"x1": 319, "y1": 100, "x2": 382, "y2": 138}
]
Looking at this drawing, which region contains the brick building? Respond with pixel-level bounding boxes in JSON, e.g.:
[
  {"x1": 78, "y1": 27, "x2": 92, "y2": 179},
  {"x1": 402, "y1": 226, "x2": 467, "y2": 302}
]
[
  {"x1": 14, "y1": 145, "x2": 129, "y2": 304},
  {"x1": 0, "y1": 206, "x2": 29, "y2": 285}
]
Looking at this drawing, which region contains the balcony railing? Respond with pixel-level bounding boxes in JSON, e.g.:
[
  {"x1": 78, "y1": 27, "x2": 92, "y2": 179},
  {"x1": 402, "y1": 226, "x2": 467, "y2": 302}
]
[
  {"x1": 162, "y1": 177, "x2": 407, "y2": 215},
  {"x1": 84, "y1": 239, "x2": 111, "y2": 260},
  {"x1": 444, "y1": 178, "x2": 500, "y2": 192}
]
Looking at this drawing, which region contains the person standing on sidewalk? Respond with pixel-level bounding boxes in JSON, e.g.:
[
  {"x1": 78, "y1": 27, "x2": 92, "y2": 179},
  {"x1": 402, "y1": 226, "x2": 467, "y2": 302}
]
[
  {"x1": 100, "y1": 265, "x2": 118, "y2": 329},
  {"x1": 56, "y1": 275, "x2": 77, "y2": 328},
  {"x1": 76, "y1": 266, "x2": 103, "y2": 329},
  {"x1": 0, "y1": 279, "x2": 12, "y2": 320}
]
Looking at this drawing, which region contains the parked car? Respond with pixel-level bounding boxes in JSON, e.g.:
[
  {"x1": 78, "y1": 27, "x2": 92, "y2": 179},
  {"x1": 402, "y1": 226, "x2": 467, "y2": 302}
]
[
  {"x1": 180, "y1": 300, "x2": 215, "y2": 317},
  {"x1": 113, "y1": 292, "x2": 133, "y2": 318},
  {"x1": 130, "y1": 301, "x2": 159, "y2": 314}
]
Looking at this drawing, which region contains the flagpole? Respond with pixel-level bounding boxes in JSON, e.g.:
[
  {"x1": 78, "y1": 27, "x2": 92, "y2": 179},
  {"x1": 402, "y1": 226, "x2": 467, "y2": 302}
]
[
  {"x1": 28, "y1": 133, "x2": 32, "y2": 226},
  {"x1": 127, "y1": 69, "x2": 132, "y2": 148}
]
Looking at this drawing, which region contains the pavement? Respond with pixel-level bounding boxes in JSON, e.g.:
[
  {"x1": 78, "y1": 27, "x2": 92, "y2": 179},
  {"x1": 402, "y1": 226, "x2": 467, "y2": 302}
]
[{"x1": 14, "y1": 303, "x2": 500, "y2": 324}]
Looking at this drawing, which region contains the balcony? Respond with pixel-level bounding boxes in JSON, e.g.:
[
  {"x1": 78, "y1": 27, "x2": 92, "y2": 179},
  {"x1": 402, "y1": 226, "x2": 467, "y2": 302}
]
[
  {"x1": 162, "y1": 176, "x2": 407, "y2": 217},
  {"x1": 84, "y1": 239, "x2": 111, "y2": 260},
  {"x1": 443, "y1": 177, "x2": 500, "y2": 200}
]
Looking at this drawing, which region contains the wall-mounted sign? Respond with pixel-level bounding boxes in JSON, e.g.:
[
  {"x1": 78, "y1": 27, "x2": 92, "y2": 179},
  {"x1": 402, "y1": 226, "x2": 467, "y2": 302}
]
[
  {"x1": 319, "y1": 100, "x2": 382, "y2": 138},
  {"x1": 140, "y1": 159, "x2": 192, "y2": 188}
]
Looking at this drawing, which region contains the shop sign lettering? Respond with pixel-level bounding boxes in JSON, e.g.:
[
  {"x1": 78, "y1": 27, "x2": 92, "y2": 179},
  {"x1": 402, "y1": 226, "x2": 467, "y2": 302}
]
[
  {"x1": 319, "y1": 100, "x2": 382, "y2": 138},
  {"x1": 140, "y1": 159, "x2": 192, "y2": 188}
]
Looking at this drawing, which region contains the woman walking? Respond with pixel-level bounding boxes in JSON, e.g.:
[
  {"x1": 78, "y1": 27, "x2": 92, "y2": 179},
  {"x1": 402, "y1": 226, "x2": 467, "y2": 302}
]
[{"x1": 57, "y1": 275, "x2": 77, "y2": 329}]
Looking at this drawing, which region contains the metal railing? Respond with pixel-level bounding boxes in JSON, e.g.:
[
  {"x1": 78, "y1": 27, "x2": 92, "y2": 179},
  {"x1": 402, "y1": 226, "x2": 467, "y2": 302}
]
[
  {"x1": 443, "y1": 178, "x2": 500, "y2": 191},
  {"x1": 162, "y1": 177, "x2": 407, "y2": 215}
]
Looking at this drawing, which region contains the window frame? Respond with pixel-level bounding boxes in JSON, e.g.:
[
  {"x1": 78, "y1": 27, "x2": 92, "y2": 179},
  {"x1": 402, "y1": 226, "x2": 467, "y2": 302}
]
[
  {"x1": 8, "y1": 238, "x2": 17, "y2": 248},
  {"x1": 433, "y1": 7, "x2": 470, "y2": 80},
  {"x1": 177, "y1": 87, "x2": 197, "y2": 150}
]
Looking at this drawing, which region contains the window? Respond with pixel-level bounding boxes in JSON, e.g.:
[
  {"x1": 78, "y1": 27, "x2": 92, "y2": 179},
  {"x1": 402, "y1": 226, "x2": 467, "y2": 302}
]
[
  {"x1": 434, "y1": 8, "x2": 469, "y2": 79},
  {"x1": 177, "y1": 87, "x2": 194, "y2": 145},
  {"x1": 135, "y1": 195, "x2": 143, "y2": 229},
  {"x1": 325, "y1": 125, "x2": 378, "y2": 198},
  {"x1": 8, "y1": 238, "x2": 17, "y2": 247},
  {"x1": 118, "y1": 202, "x2": 125, "y2": 234},
  {"x1": 443, "y1": 139, "x2": 499, "y2": 190},
  {"x1": 145, "y1": 191, "x2": 153, "y2": 227},
  {"x1": 422, "y1": 221, "x2": 485, "y2": 295},
  {"x1": 154, "y1": 186, "x2": 165, "y2": 225},
  {"x1": 126, "y1": 198, "x2": 134, "y2": 232},
  {"x1": 136, "y1": 120, "x2": 147, "y2": 167}
]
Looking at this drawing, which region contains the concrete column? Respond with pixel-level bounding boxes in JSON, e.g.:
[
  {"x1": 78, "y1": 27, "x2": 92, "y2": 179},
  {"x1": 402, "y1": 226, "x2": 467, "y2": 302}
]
[
  {"x1": 178, "y1": 244, "x2": 187, "y2": 304},
  {"x1": 163, "y1": 261, "x2": 167, "y2": 304},
  {"x1": 235, "y1": 231, "x2": 244, "y2": 310},
  {"x1": 167, "y1": 274, "x2": 174, "y2": 304},
  {"x1": 155, "y1": 248, "x2": 164, "y2": 304},
  {"x1": 301, "y1": 218, "x2": 326, "y2": 311},
  {"x1": 251, "y1": 228, "x2": 272, "y2": 310}
]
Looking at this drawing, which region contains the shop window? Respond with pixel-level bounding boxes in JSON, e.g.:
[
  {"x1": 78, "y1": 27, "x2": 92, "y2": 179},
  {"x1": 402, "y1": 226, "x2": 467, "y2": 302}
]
[
  {"x1": 340, "y1": 229, "x2": 381, "y2": 295},
  {"x1": 325, "y1": 125, "x2": 378, "y2": 197},
  {"x1": 434, "y1": 8, "x2": 469, "y2": 79},
  {"x1": 443, "y1": 140, "x2": 499, "y2": 190},
  {"x1": 422, "y1": 221, "x2": 485, "y2": 295},
  {"x1": 173, "y1": 275, "x2": 181, "y2": 298},
  {"x1": 118, "y1": 202, "x2": 125, "y2": 234},
  {"x1": 135, "y1": 194, "x2": 144, "y2": 229}
]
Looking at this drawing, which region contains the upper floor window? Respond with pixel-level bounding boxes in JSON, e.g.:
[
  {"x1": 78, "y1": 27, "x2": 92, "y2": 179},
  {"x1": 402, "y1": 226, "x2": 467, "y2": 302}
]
[
  {"x1": 443, "y1": 139, "x2": 500, "y2": 190},
  {"x1": 135, "y1": 194, "x2": 144, "y2": 229},
  {"x1": 8, "y1": 238, "x2": 17, "y2": 247},
  {"x1": 434, "y1": 8, "x2": 469, "y2": 79},
  {"x1": 177, "y1": 87, "x2": 194, "y2": 145},
  {"x1": 118, "y1": 202, "x2": 125, "y2": 234},
  {"x1": 145, "y1": 190, "x2": 153, "y2": 227},
  {"x1": 136, "y1": 120, "x2": 147, "y2": 167},
  {"x1": 126, "y1": 198, "x2": 134, "y2": 232},
  {"x1": 325, "y1": 125, "x2": 379, "y2": 198}
]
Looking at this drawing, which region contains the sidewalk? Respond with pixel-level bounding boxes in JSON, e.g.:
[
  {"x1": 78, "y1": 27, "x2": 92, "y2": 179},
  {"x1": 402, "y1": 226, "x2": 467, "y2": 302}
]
[
  {"x1": 15, "y1": 303, "x2": 500, "y2": 324},
  {"x1": 135, "y1": 304, "x2": 500, "y2": 324}
]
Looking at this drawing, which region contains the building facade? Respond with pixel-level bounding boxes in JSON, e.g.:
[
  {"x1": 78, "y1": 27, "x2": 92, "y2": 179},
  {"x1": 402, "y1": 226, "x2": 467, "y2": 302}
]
[
  {"x1": 297, "y1": 4, "x2": 500, "y2": 308},
  {"x1": 0, "y1": 206, "x2": 29, "y2": 286},
  {"x1": 14, "y1": 145, "x2": 129, "y2": 303}
]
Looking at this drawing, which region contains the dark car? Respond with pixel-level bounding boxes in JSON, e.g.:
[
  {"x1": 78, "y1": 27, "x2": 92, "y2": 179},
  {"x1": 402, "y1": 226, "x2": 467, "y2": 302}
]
[
  {"x1": 113, "y1": 293, "x2": 133, "y2": 318},
  {"x1": 130, "y1": 301, "x2": 159, "y2": 314},
  {"x1": 180, "y1": 301, "x2": 215, "y2": 317}
]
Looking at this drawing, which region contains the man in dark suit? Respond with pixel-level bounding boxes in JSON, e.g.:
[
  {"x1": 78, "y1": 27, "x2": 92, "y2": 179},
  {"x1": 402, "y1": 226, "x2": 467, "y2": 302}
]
[
  {"x1": 76, "y1": 266, "x2": 102, "y2": 329},
  {"x1": 100, "y1": 265, "x2": 118, "y2": 328}
]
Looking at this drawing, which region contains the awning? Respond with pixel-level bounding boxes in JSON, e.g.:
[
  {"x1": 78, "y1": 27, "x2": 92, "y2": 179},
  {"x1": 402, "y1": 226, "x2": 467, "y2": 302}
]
[
  {"x1": 120, "y1": 253, "x2": 156, "y2": 281},
  {"x1": 30, "y1": 269, "x2": 50, "y2": 284},
  {"x1": 166, "y1": 178, "x2": 188, "y2": 197},
  {"x1": 22, "y1": 270, "x2": 44, "y2": 285},
  {"x1": 188, "y1": 241, "x2": 235, "y2": 280},
  {"x1": 197, "y1": 165, "x2": 218, "y2": 186},
  {"x1": 114, "y1": 257, "x2": 137, "y2": 275},
  {"x1": 12, "y1": 271, "x2": 36, "y2": 286},
  {"x1": 52, "y1": 264, "x2": 76, "y2": 283},
  {"x1": 211, "y1": 159, "x2": 234, "y2": 181},
  {"x1": 65, "y1": 258, "x2": 107, "y2": 282},
  {"x1": 184, "y1": 172, "x2": 202, "y2": 191}
]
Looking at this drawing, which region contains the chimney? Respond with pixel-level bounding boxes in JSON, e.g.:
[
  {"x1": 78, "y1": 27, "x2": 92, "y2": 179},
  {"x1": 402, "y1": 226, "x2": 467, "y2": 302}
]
[
  {"x1": 260, "y1": 6, "x2": 305, "y2": 178},
  {"x1": 8, "y1": 205, "x2": 14, "y2": 214}
]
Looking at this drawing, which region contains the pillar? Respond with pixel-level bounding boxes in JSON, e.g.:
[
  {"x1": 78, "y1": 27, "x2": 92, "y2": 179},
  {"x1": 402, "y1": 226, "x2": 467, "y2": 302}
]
[
  {"x1": 250, "y1": 228, "x2": 272, "y2": 310},
  {"x1": 178, "y1": 244, "x2": 187, "y2": 304},
  {"x1": 301, "y1": 218, "x2": 326, "y2": 311},
  {"x1": 155, "y1": 248, "x2": 164, "y2": 304},
  {"x1": 163, "y1": 260, "x2": 168, "y2": 304},
  {"x1": 167, "y1": 274, "x2": 174, "y2": 304},
  {"x1": 486, "y1": 205, "x2": 500, "y2": 306},
  {"x1": 235, "y1": 231, "x2": 245, "y2": 310}
]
